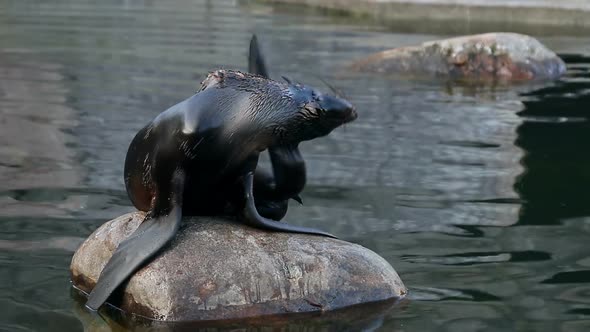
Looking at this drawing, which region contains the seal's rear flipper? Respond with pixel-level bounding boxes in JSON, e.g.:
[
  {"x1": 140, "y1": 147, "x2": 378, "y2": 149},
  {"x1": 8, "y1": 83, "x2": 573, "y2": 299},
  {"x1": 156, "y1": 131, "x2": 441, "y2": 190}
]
[
  {"x1": 86, "y1": 206, "x2": 182, "y2": 310},
  {"x1": 86, "y1": 172, "x2": 185, "y2": 311},
  {"x1": 242, "y1": 171, "x2": 336, "y2": 238},
  {"x1": 249, "y1": 35, "x2": 269, "y2": 78}
]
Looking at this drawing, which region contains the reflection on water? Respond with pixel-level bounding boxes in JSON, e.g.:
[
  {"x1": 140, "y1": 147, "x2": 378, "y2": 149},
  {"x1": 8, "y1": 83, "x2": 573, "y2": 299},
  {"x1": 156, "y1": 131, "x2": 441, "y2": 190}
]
[
  {"x1": 0, "y1": 0, "x2": 590, "y2": 331},
  {"x1": 517, "y1": 55, "x2": 590, "y2": 226},
  {"x1": 70, "y1": 289, "x2": 401, "y2": 332}
]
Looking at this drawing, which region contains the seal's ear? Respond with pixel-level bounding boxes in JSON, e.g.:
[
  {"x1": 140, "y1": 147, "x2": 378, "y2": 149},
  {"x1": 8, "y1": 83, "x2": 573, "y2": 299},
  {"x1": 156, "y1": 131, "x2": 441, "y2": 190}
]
[{"x1": 249, "y1": 35, "x2": 269, "y2": 78}]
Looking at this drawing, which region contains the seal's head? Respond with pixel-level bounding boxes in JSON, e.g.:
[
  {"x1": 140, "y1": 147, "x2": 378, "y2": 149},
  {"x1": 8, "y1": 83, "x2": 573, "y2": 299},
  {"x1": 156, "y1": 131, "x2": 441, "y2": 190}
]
[
  {"x1": 199, "y1": 69, "x2": 357, "y2": 146},
  {"x1": 282, "y1": 80, "x2": 357, "y2": 143}
]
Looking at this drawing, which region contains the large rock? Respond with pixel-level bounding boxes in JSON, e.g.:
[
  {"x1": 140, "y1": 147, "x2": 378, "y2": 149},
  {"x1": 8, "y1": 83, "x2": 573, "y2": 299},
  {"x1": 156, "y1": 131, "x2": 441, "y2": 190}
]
[
  {"x1": 351, "y1": 33, "x2": 566, "y2": 81},
  {"x1": 70, "y1": 212, "x2": 406, "y2": 321}
]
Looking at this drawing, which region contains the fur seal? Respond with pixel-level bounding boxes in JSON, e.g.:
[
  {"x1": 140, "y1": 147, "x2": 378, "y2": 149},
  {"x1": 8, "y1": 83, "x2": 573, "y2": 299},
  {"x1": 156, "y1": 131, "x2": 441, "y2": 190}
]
[{"x1": 86, "y1": 35, "x2": 357, "y2": 310}]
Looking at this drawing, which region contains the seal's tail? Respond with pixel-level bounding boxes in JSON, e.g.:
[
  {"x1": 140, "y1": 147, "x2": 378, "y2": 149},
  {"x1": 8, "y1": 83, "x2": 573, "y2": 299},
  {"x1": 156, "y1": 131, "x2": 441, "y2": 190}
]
[{"x1": 86, "y1": 171, "x2": 185, "y2": 310}]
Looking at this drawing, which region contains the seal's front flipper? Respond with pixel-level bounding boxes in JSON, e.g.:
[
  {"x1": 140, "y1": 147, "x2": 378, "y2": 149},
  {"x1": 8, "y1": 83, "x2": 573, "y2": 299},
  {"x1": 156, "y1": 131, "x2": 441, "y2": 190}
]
[
  {"x1": 242, "y1": 171, "x2": 336, "y2": 238},
  {"x1": 268, "y1": 145, "x2": 306, "y2": 201},
  {"x1": 292, "y1": 195, "x2": 303, "y2": 205},
  {"x1": 249, "y1": 34, "x2": 269, "y2": 78},
  {"x1": 86, "y1": 172, "x2": 185, "y2": 311}
]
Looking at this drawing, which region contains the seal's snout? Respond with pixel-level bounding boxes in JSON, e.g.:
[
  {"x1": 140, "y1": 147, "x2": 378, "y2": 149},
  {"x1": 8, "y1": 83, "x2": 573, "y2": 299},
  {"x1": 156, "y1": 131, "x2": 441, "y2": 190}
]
[
  {"x1": 346, "y1": 103, "x2": 358, "y2": 123},
  {"x1": 322, "y1": 94, "x2": 357, "y2": 124}
]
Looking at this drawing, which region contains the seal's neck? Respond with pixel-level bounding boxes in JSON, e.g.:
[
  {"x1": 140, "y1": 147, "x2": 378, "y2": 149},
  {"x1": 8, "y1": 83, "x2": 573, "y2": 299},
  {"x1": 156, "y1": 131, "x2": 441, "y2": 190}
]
[{"x1": 246, "y1": 86, "x2": 303, "y2": 147}]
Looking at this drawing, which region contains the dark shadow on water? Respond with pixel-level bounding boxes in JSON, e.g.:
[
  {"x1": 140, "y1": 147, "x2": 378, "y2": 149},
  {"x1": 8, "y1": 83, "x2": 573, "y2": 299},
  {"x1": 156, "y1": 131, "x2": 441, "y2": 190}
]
[
  {"x1": 448, "y1": 225, "x2": 485, "y2": 238},
  {"x1": 567, "y1": 308, "x2": 590, "y2": 316},
  {"x1": 541, "y1": 270, "x2": 590, "y2": 284},
  {"x1": 514, "y1": 55, "x2": 590, "y2": 226}
]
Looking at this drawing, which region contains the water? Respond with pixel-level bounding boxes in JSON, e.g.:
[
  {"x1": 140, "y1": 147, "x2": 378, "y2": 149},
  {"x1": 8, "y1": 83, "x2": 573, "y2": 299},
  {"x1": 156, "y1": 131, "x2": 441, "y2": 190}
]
[{"x1": 0, "y1": 0, "x2": 589, "y2": 331}]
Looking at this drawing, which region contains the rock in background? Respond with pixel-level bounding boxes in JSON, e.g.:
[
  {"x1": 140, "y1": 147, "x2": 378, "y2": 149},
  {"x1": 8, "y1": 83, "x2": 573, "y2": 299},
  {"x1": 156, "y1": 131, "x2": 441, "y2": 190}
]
[
  {"x1": 70, "y1": 212, "x2": 406, "y2": 321},
  {"x1": 351, "y1": 33, "x2": 566, "y2": 81}
]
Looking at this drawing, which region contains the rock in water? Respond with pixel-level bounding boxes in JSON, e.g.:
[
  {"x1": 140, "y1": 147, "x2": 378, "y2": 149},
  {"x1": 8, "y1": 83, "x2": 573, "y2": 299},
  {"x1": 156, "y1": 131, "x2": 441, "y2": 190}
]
[
  {"x1": 70, "y1": 212, "x2": 406, "y2": 321},
  {"x1": 351, "y1": 33, "x2": 566, "y2": 81}
]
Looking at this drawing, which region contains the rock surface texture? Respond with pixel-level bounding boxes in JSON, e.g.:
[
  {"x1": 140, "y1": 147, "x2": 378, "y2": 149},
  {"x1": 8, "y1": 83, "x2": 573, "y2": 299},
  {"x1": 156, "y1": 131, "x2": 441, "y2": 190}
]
[
  {"x1": 71, "y1": 212, "x2": 406, "y2": 321},
  {"x1": 351, "y1": 33, "x2": 566, "y2": 81}
]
